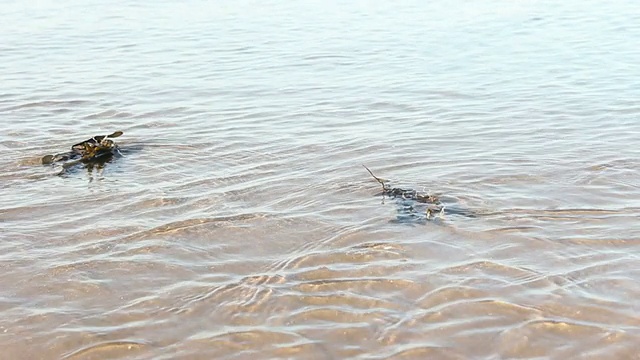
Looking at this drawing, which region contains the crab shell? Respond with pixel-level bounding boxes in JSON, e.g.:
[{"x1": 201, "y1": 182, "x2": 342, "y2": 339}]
[{"x1": 42, "y1": 133, "x2": 122, "y2": 165}]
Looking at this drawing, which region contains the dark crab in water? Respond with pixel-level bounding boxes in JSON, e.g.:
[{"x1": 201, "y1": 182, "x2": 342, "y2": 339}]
[
  {"x1": 364, "y1": 165, "x2": 444, "y2": 220},
  {"x1": 363, "y1": 165, "x2": 478, "y2": 222},
  {"x1": 41, "y1": 131, "x2": 124, "y2": 171}
]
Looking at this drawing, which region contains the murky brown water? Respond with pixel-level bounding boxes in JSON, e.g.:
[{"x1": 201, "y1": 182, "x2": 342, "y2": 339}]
[{"x1": 2, "y1": 1, "x2": 640, "y2": 359}]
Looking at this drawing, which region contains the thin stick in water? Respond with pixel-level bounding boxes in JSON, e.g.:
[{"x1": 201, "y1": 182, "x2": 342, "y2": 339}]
[{"x1": 362, "y1": 165, "x2": 388, "y2": 191}]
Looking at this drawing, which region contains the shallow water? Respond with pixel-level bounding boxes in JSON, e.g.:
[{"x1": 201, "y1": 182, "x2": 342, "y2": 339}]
[{"x1": 2, "y1": 1, "x2": 640, "y2": 359}]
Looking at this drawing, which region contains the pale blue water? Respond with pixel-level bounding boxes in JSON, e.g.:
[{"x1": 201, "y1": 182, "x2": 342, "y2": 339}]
[{"x1": 1, "y1": 1, "x2": 640, "y2": 359}]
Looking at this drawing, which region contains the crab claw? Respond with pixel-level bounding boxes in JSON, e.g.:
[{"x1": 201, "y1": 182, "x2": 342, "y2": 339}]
[
  {"x1": 42, "y1": 154, "x2": 55, "y2": 164},
  {"x1": 107, "y1": 131, "x2": 123, "y2": 138}
]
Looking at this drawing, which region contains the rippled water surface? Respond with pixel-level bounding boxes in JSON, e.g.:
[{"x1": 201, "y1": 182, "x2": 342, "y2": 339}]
[{"x1": 2, "y1": 1, "x2": 640, "y2": 359}]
